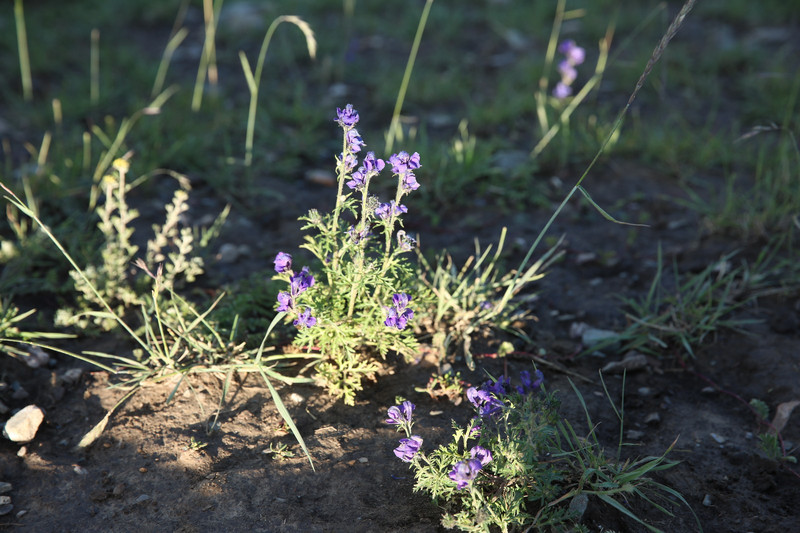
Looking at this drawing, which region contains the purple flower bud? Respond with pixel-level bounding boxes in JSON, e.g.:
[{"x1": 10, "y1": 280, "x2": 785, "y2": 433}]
[
  {"x1": 385, "y1": 400, "x2": 415, "y2": 425},
  {"x1": 273, "y1": 252, "x2": 292, "y2": 273},
  {"x1": 466, "y1": 387, "x2": 502, "y2": 417},
  {"x1": 362, "y1": 151, "x2": 385, "y2": 173},
  {"x1": 394, "y1": 435, "x2": 423, "y2": 462},
  {"x1": 470, "y1": 445, "x2": 493, "y2": 467},
  {"x1": 384, "y1": 293, "x2": 414, "y2": 330},
  {"x1": 375, "y1": 201, "x2": 408, "y2": 220},
  {"x1": 558, "y1": 60, "x2": 577, "y2": 85},
  {"x1": 346, "y1": 128, "x2": 365, "y2": 153},
  {"x1": 276, "y1": 291, "x2": 293, "y2": 312},
  {"x1": 448, "y1": 459, "x2": 483, "y2": 489},
  {"x1": 293, "y1": 307, "x2": 317, "y2": 328},
  {"x1": 389, "y1": 151, "x2": 422, "y2": 174},
  {"x1": 338, "y1": 152, "x2": 359, "y2": 172},
  {"x1": 401, "y1": 171, "x2": 420, "y2": 192},
  {"x1": 553, "y1": 82, "x2": 572, "y2": 99},
  {"x1": 335, "y1": 104, "x2": 359, "y2": 128},
  {"x1": 290, "y1": 266, "x2": 315, "y2": 295}
]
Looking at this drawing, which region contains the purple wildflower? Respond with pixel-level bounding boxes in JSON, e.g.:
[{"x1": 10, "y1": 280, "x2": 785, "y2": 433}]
[
  {"x1": 470, "y1": 446, "x2": 493, "y2": 467},
  {"x1": 293, "y1": 307, "x2": 317, "y2": 328},
  {"x1": 394, "y1": 435, "x2": 423, "y2": 462},
  {"x1": 338, "y1": 152, "x2": 358, "y2": 172},
  {"x1": 335, "y1": 104, "x2": 359, "y2": 128},
  {"x1": 346, "y1": 128, "x2": 365, "y2": 153},
  {"x1": 273, "y1": 252, "x2": 292, "y2": 273},
  {"x1": 290, "y1": 266, "x2": 315, "y2": 294},
  {"x1": 375, "y1": 200, "x2": 408, "y2": 220},
  {"x1": 386, "y1": 401, "x2": 415, "y2": 425},
  {"x1": 362, "y1": 152, "x2": 385, "y2": 173},
  {"x1": 401, "y1": 171, "x2": 420, "y2": 192},
  {"x1": 448, "y1": 459, "x2": 483, "y2": 489},
  {"x1": 553, "y1": 82, "x2": 572, "y2": 99},
  {"x1": 557, "y1": 60, "x2": 577, "y2": 85},
  {"x1": 482, "y1": 377, "x2": 511, "y2": 397},
  {"x1": 346, "y1": 169, "x2": 367, "y2": 190},
  {"x1": 276, "y1": 291, "x2": 293, "y2": 312},
  {"x1": 517, "y1": 369, "x2": 545, "y2": 395},
  {"x1": 389, "y1": 151, "x2": 421, "y2": 174},
  {"x1": 558, "y1": 39, "x2": 586, "y2": 65},
  {"x1": 466, "y1": 387, "x2": 502, "y2": 417},
  {"x1": 347, "y1": 224, "x2": 371, "y2": 244},
  {"x1": 384, "y1": 293, "x2": 414, "y2": 330}
]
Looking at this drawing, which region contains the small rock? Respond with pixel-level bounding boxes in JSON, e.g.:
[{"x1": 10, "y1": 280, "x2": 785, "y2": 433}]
[
  {"x1": 21, "y1": 346, "x2": 50, "y2": 368},
  {"x1": 60, "y1": 368, "x2": 83, "y2": 385},
  {"x1": 581, "y1": 327, "x2": 620, "y2": 349},
  {"x1": 0, "y1": 496, "x2": 9, "y2": 505},
  {"x1": 710, "y1": 433, "x2": 727, "y2": 444},
  {"x1": 0, "y1": 503, "x2": 12, "y2": 516},
  {"x1": 701, "y1": 386, "x2": 716, "y2": 394},
  {"x1": 216, "y1": 243, "x2": 241, "y2": 264},
  {"x1": 602, "y1": 352, "x2": 649, "y2": 374},
  {"x1": 3, "y1": 405, "x2": 45, "y2": 442},
  {"x1": 644, "y1": 412, "x2": 661, "y2": 425},
  {"x1": 358, "y1": 457, "x2": 368, "y2": 463},
  {"x1": 304, "y1": 169, "x2": 336, "y2": 187},
  {"x1": 637, "y1": 387, "x2": 653, "y2": 396},
  {"x1": 113, "y1": 483, "x2": 126, "y2": 497},
  {"x1": 17, "y1": 446, "x2": 26, "y2": 457},
  {"x1": 0, "y1": 482, "x2": 11, "y2": 494},
  {"x1": 626, "y1": 430, "x2": 646, "y2": 440},
  {"x1": 745, "y1": 432, "x2": 754, "y2": 440},
  {"x1": 134, "y1": 494, "x2": 151, "y2": 504},
  {"x1": 702, "y1": 494, "x2": 713, "y2": 507},
  {"x1": 73, "y1": 465, "x2": 88, "y2": 475},
  {"x1": 568, "y1": 493, "x2": 589, "y2": 520},
  {"x1": 288, "y1": 393, "x2": 305, "y2": 404},
  {"x1": 11, "y1": 383, "x2": 29, "y2": 400},
  {"x1": 15, "y1": 510, "x2": 27, "y2": 519}
]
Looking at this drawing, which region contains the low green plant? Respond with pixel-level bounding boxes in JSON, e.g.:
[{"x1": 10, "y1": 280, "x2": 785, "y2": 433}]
[
  {"x1": 386, "y1": 371, "x2": 699, "y2": 532},
  {"x1": 417, "y1": 228, "x2": 563, "y2": 369},
  {"x1": 616, "y1": 246, "x2": 760, "y2": 358}
]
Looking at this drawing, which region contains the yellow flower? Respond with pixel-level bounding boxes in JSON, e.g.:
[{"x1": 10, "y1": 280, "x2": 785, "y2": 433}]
[{"x1": 112, "y1": 158, "x2": 130, "y2": 173}]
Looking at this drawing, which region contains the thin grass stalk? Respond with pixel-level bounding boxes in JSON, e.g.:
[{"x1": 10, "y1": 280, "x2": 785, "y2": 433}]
[
  {"x1": 13, "y1": 0, "x2": 32, "y2": 101},
  {"x1": 239, "y1": 16, "x2": 316, "y2": 166},
  {"x1": 385, "y1": 0, "x2": 434, "y2": 154},
  {"x1": 536, "y1": 0, "x2": 566, "y2": 132},
  {"x1": 91, "y1": 29, "x2": 100, "y2": 104},
  {"x1": 192, "y1": 0, "x2": 223, "y2": 111},
  {"x1": 152, "y1": 27, "x2": 189, "y2": 98}
]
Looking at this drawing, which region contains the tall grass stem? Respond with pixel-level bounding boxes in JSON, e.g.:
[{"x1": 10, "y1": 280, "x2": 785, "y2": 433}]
[{"x1": 13, "y1": 0, "x2": 33, "y2": 101}]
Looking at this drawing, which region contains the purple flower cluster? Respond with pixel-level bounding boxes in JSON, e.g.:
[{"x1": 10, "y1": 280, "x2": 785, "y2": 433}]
[
  {"x1": 346, "y1": 151, "x2": 385, "y2": 191},
  {"x1": 553, "y1": 39, "x2": 586, "y2": 99},
  {"x1": 384, "y1": 293, "x2": 414, "y2": 330},
  {"x1": 466, "y1": 369, "x2": 544, "y2": 417},
  {"x1": 274, "y1": 253, "x2": 317, "y2": 328},
  {"x1": 388, "y1": 151, "x2": 421, "y2": 193},
  {"x1": 386, "y1": 401, "x2": 423, "y2": 462},
  {"x1": 467, "y1": 386, "x2": 503, "y2": 417},
  {"x1": 335, "y1": 104, "x2": 359, "y2": 128},
  {"x1": 375, "y1": 200, "x2": 408, "y2": 221},
  {"x1": 394, "y1": 435, "x2": 423, "y2": 462},
  {"x1": 448, "y1": 446, "x2": 493, "y2": 489}
]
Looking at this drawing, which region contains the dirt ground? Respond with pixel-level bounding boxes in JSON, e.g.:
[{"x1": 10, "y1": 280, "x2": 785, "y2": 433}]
[{"x1": 1, "y1": 163, "x2": 799, "y2": 532}]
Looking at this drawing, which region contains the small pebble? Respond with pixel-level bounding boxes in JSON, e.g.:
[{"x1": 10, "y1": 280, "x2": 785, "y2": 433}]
[
  {"x1": 745, "y1": 432, "x2": 754, "y2": 440},
  {"x1": 701, "y1": 386, "x2": 717, "y2": 394},
  {"x1": 0, "y1": 496, "x2": 10, "y2": 505},
  {"x1": 0, "y1": 482, "x2": 11, "y2": 494},
  {"x1": 288, "y1": 393, "x2": 305, "y2": 404},
  {"x1": 73, "y1": 465, "x2": 88, "y2": 475},
  {"x1": 644, "y1": 412, "x2": 661, "y2": 425},
  {"x1": 15, "y1": 510, "x2": 27, "y2": 519},
  {"x1": 17, "y1": 447, "x2": 27, "y2": 457},
  {"x1": 710, "y1": 433, "x2": 727, "y2": 444},
  {"x1": 0, "y1": 503, "x2": 13, "y2": 516},
  {"x1": 139, "y1": 467, "x2": 148, "y2": 473},
  {"x1": 358, "y1": 457, "x2": 368, "y2": 464},
  {"x1": 134, "y1": 494, "x2": 151, "y2": 504},
  {"x1": 702, "y1": 494, "x2": 713, "y2": 507},
  {"x1": 626, "y1": 430, "x2": 646, "y2": 440},
  {"x1": 637, "y1": 387, "x2": 653, "y2": 396}
]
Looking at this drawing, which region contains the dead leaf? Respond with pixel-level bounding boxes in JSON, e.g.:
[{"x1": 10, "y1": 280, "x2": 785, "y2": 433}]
[{"x1": 770, "y1": 400, "x2": 800, "y2": 434}]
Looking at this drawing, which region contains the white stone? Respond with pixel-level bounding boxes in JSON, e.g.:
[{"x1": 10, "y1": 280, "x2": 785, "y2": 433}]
[{"x1": 3, "y1": 405, "x2": 45, "y2": 443}]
